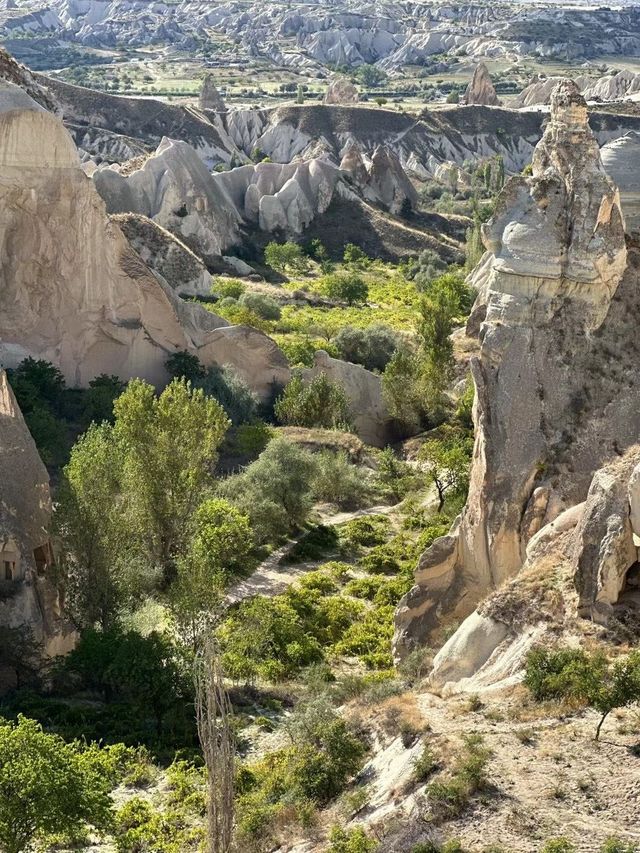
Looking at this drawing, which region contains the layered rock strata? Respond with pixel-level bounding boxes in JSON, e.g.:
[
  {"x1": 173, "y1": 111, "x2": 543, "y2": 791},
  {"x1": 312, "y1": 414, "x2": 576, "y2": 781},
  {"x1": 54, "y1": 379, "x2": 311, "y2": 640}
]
[{"x1": 394, "y1": 81, "x2": 636, "y2": 655}]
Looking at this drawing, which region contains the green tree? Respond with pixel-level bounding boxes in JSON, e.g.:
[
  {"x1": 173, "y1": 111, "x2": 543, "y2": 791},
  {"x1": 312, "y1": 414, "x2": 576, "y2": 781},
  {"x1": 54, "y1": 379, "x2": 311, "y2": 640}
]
[
  {"x1": 275, "y1": 373, "x2": 351, "y2": 430},
  {"x1": 114, "y1": 379, "x2": 229, "y2": 584},
  {"x1": 56, "y1": 422, "x2": 128, "y2": 630},
  {"x1": 173, "y1": 498, "x2": 252, "y2": 643},
  {"x1": 356, "y1": 64, "x2": 387, "y2": 88},
  {"x1": 328, "y1": 826, "x2": 378, "y2": 853},
  {"x1": 165, "y1": 351, "x2": 206, "y2": 383},
  {"x1": 419, "y1": 427, "x2": 473, "y2": 511},
  {"x1": 0, "y1": 716, "x2": 113, "y2": 853},
  {"x1": 321, "y1": 273, "x2": 369, "y2": 305},
  {"x1": 525, "y1": 647, "x2": 640, "y2": 740},
  {"x1": 82, "y1": 374, "x2": 126, "y2": 426},
  {"x1": 264, "y1": 242, "x2": 309, "y2": 274},
  {"x1": 343, "y1": 243, "x2": 370, "y2": 268}
]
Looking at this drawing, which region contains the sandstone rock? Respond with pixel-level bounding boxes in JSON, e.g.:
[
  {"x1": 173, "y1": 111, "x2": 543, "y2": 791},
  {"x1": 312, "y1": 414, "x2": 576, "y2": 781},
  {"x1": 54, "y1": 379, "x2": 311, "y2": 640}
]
[
  {"x1": 340, "y1": 141, "x2": 369, "y2": 187},
  {"x1": 303, "y1": 351, "x2": 392, "y2": 448},
  {"x1": 113, "y1": 213, "x2": 215, "y2": 298},
  {"x1": 0, "y1": 371, "x2": 74, "y2": 678},
  {"x1": 462, "y1": 62, "x2": 500, "y2": 107},
  {"x1": 601, "y1": 132, "x2": 640, "y2": 235},
  {"x1": 324, "y1": 76, "x2": 359, "y2": 105},
  {"x1": 199, "y1": 74, "x2": 227, "y2": 113},
  {"x1": 0, "y1": 46, "x2": 58, "y2": 114},
  {"x1": 573, "y1": 453, "x2": 640, "y2": 620},
  {"x1": 0, "y1": 84, "x2": 290, "y2": 400},
  {"x1": 394, "y1": 81, "x2": 630, "y2": 655},
  {"x1": 364, "y1": 145, "x2": 418, "y2": 215}
]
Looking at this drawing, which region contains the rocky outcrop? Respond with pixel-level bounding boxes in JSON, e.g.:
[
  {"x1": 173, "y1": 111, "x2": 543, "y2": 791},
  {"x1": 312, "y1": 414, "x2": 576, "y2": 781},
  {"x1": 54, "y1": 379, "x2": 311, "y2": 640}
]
[
  {"x1": 364, "y1": 145, "x2": 418, "y2": 214},
  {"x1": 324, "y1": 77, "x2": 359, "y2": 105},
  {"x1": 94, "y1": 142, "x2": 343, "y2": 256},
  {"x1": 0, "y1": 81, "x2": 290, "y2": 399},
  {"x1": 112, "y1": 213, "x2": 215, "y2": 298},
  {"x1": 462, "y1": 62, "x2": 500, "y2": 107},
  {"x1": 340, "y1": 142, "x2": 369, "y2": 187},
  {"x1": 199, "y1": 74, "x2": 227, "y2": 113},
  {"x1": 601, "y1": 132, "x2": 640, "y2": 235},
  {"x1": 515, "y1": 71, "x2": 640, "y2": 108},
  {"x1": 303, "y1": 351, "x2": 392, "y2": 448},
  {"x1": 394, "y1": 81, "x2": 634, "y2": 656},
  {"x1": 0, "y1": 371, "x2": 74, "y2": 678},
  {"x1": 0, "y1": 46, "x2": 58, "y2": 113}
]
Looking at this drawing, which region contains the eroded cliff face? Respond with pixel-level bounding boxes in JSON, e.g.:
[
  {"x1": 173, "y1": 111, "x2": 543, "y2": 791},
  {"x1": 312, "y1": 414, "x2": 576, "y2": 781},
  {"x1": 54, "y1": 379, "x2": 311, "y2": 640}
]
[
  {"x1": 0, "y1": 370, "x2": 74, "y2": 679},
  {"x1": 394, "y1": 81, "x2": 640, "y2": 655},
  {"x1": 0, "y1": 81, "x2": 290, "y2": 399}
]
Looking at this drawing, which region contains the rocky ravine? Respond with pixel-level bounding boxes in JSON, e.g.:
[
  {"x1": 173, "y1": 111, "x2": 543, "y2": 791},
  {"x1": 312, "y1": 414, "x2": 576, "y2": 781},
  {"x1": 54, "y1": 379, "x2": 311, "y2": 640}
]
[{"x1": 395, "y1": 80, "x2": 640, "y2": 661}]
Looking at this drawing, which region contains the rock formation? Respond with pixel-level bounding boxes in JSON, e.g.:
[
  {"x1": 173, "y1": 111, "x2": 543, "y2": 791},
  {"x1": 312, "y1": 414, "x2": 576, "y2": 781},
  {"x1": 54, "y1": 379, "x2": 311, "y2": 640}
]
[
  {"x1": 0, "y1": 370, "x2": 74, "y2": 679},
  {"x1": 0, "y1": 80, "x2": 290, "y2": 399},
  {"x1": 0, "y1": 46, "x2": 58, "y2": 113},
  {"x1": 601, "y1": 132, "x2": 640, "y2": 234},
  {"x1": 394, "y1": 81, "x2": 636, "y2": 656},
  {"x1": 364, "y1": 145, "x2": 418, "y2": 214},
  {"x1": 199, "y1": 74, "x2": 227, "y2": 113},
  {"x1": 94, "y1": 142, "x2": 343, "y2": 256},
  {"x1": 324, "y1": 76, "x2": 359, "y2": 105},
  {"x1": 340, "y1": 142, "x2": 369, "y2": 188},
  {"x1": 303, "y1": 351, "x2": 393, "y2": 448},
  {"x1": 112, "y1": 213, "x2": 215, "y2": 298},
  {"x1": 462, "y1": 62, "x2": 500, "y2": 107}
]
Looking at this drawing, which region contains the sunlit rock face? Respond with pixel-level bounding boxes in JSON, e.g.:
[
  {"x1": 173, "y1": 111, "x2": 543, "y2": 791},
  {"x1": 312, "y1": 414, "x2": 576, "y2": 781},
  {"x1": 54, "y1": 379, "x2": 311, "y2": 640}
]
[
  {"x1": 0, "y1": 82, "x2": 290, "y2": 398},
  {"x1": 394, "y1": 81, "x2": 636, "y2": 656},
  {"x1": 601, "y1": 131, "x2": 640, "y2": 236},
  {"x1": 462, "y1": 62, "x2": 500, "y2": 107}
]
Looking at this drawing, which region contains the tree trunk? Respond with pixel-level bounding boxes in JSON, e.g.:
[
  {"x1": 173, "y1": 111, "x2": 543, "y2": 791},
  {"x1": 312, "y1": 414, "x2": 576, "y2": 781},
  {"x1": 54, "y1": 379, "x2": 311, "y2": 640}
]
[
  {"x1": 595, "y1": 710, "x2": 610, "y2": 741},
  {"x1": 195, "y1": 637, "x2": 235, "y2": 853}
]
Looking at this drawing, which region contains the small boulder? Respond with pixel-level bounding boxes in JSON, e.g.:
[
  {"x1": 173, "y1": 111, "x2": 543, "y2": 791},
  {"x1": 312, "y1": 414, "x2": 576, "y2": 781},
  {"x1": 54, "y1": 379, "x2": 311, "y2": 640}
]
[{"x1": 324, "y1": 76, "x2": 359, "y2": 105}]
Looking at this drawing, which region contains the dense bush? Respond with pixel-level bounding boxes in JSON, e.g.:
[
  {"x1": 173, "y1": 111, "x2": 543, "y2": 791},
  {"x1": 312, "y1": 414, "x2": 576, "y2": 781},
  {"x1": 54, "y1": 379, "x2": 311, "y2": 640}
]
[
  {"x1": 275, "y1": 373, "x2": 352, "y2": 430},
  {"x1": 334, "y1": 324, "x2": 399, "y2": 372},
  {"x1": 220, "y1": 437, "x2": 317, "y2": 543},
  {"x1": 239, "y1": 291, "x2": 282, "y2": 320},
  {"x1": 310, "y1": 450, "x2": 372, "y2": 509},
  {"x1": 212, "y1": 277, "x2": 245, "y2": 299},
  {"x1": 339, "y1": 515, "x2": 391, "y2": 550},
  {"x1": 321, "y1": 273, "x2": 369, "y2": 305},
  {"x1": 197, "y1": 364, "x2": 259, "y2": 425},
  {"x1": 524, "y1": 646, "x2": 640, "y2": 739},
  {"x1": 328, "y1": 826, "x2": 378, "y2": 853},
  {"x1": 264, "y1": 241, "x2": 309, "y2": 274}
]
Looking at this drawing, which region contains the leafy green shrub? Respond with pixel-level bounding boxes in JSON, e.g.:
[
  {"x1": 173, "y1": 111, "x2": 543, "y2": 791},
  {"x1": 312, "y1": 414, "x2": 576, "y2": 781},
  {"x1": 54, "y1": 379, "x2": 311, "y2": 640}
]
[
  {"x1": 328, "y1": 825, "x2": 378, "y2": 852},
  {"x1": 197, "y1": 364, "x2": 258, "y2": 425},
  {"x1": 540, "y1": 840, "x2": 576, "y2": 853},
  {"x1": 239, "y1": 291, "x2": 282, "y2": 320},
  {"x1": 230, "y1": 421, "x2": 273, "y2": 457},
  {"x1": 311, "y1": 450, "x2": 372, "y2": 509},
  {"x1": 236, "y1": 703, "x2": 366, "y2": 844},
  {"x1": 339, "y1": 515, "x2": 391, "y2": 550},
  {"x1": 334, "y1": 324, "x2": 399, "y2": 372},
  {"x1": 427, "y1": 734, "x2": 491, "y2": 823},
  {"x1": 343, "y1": 243, "x2": 371, "y2": 268},
  {"x1": 600, "y1": 839, "x2": 636, "y2": 853},
  {"x1": 0, "y1": 715, "x2": 114, "y2": 853},
  {"x1": 282, "y1": 525, "x2": 339, "y2": 563},
  {"x1": 344, "y1": 576, "x2": 386, "y2": 600},
  {"x1": 114, "y1": 797, "x2": 202, "y2": 852},
  {"x1": 413, "y1": 743, "x2": 438, "y2": 782},
  {"x1": 220, "y1": 437, "x2": 317, "y2": 543},
  {"x1": 332, "y1": 605, "x2": 395, "y2": 669},
  {"x1": 275, "y1": 373, "x2": 352, "y2": 430},
  {"x1": 321, "y1": 272, "x2": 369, "y2": 305},
  {"x1": 213, "y1": 277, "x2": 245, "y2": 299},
  {"x1": 375, "y1": 446, "x2": 415, "y2": 501},
  {"x1": 360, "y1": 544, "x2": 401, "y2": 575},
  {"x1": 219, "y1": 595, "x2": 323, "y2": 682},
  {"x1": 165, "y1": 350, "x2": 205, "y2": 383}
]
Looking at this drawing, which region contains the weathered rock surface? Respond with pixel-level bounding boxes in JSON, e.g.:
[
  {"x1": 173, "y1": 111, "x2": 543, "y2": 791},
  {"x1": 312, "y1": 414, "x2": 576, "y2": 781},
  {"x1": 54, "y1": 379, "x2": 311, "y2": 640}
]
[
  {"x1": 303, "y1": 351, "x2": 392, "y2": 448},
  {"x1": 199, "y1": 74, "x2": 227, "y2": 113},
  {"x1": 0, "y1": 82, "x2": 290, "y2": 399},
  {"x1": 324, "y1": 76, "x2": 359, "y2": 105},
  {"x1": 601, "y1": 132, "x2": 640, "y2": 235},
  {"x1": 0, "y1": 371, "x2": 74, "y2": 677},
  {"x1": 113, "y1": 213, "x2": 215, "y2": 299},
  {"x1": 364, "y1": 145, "x2": 418, "y2": 214},
  {"x1": 339, "y1": 141, "x2": 369, "y2": 187},
  {"x1": 462, "y1": 62, "x2": 500, "y2": 107},
  {"x1": 395, "y1": 81, "x2": 639, "y2": 656}
]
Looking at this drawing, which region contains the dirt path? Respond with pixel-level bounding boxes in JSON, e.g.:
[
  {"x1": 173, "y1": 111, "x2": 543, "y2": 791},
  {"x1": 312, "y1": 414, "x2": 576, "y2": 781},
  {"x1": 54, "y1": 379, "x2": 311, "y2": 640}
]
[{"x1": 224, "y1": 503, "x2": 397, "y2": 606}]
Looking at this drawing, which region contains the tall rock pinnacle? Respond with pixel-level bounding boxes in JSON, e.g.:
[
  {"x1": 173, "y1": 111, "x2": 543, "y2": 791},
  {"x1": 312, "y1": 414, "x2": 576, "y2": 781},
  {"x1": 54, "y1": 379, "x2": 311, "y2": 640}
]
[
  {"x1": 394, "y1": 81, "x2": 629, "y2": 655},
  {"x1": 199, "y1": 74, "x2": 227, "y2": 113},
  {"x1": 462, "y1": 62, "x2": 501, "y2": 106}
]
